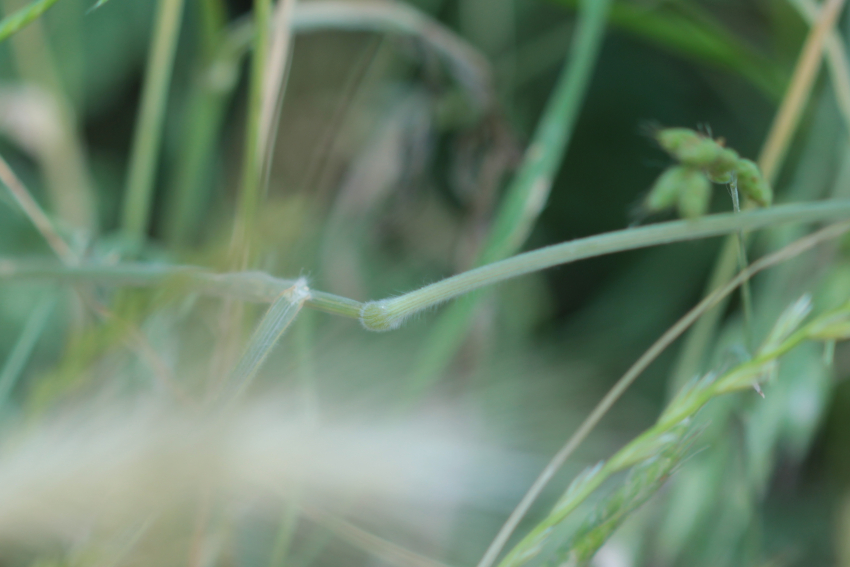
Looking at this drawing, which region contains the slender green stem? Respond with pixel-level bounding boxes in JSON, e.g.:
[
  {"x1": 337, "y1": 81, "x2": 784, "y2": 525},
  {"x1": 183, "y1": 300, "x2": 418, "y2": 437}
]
[
  {"x1": 361, "y1": 201, "x2": 850, "y2": 331},
  {"x1": 230, "y1": 0, "x2": 271, "y2": 263},
  {"x1": 122, "y1": 0, "x2": 186, "y2": 240},
  {"x1": 730, "y1": 179, "x2": 754, "y2": 351},
  {"x1": 0, "y1": 295, "x2": 55, "y2": 409}
]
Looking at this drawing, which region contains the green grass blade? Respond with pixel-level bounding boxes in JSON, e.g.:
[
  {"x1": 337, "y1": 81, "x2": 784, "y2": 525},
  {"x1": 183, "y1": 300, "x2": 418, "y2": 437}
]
[
  {"x1": 121, "y1": 0, "x2": 186, "y2": 241},
  {"x1": 0, "y1": 295, "x2": 56, "y2": 409},
  {"x1": 223, "y1": 280, "x2": 309, "y2": 400},
  {"x1": 0, "y1": 0, "x2": 63, "y2": 42},
  {"x1": 551, "y1": 0, "x2": 786, "y2": 99},
  {"x1": 405, "y1": 0, "x2": 612, "y2": 398}
]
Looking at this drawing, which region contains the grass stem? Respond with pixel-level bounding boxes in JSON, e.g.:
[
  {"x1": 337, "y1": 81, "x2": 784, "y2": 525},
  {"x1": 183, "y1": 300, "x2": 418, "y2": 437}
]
[{"x1": 122, "y1": 0, "x2": 186, "y2": 241}]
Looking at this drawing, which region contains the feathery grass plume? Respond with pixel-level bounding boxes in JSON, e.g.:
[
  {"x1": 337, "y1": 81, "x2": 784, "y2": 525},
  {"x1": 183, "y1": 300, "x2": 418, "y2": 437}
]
[{"x1": 0, "y1": 399, "x2": 525, "y2": 556}]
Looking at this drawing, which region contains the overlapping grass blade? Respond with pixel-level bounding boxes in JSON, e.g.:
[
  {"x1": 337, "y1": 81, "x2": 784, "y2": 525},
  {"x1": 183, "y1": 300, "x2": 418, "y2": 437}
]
[{"x1": 404, "y1": 0, "x2": 612, "y2": 398}]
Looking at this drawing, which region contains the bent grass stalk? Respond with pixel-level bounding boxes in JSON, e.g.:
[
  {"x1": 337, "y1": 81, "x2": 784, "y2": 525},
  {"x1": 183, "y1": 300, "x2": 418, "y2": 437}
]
[
  {"x1": 479, "y1": 221, "x2": 850, "y2": 567},
  {"x1": 4, "y1": 202, "x2": 850, "y2": 323},
  {"x1": 496, "y1": 272, "x2": 850, "y2": 567}
]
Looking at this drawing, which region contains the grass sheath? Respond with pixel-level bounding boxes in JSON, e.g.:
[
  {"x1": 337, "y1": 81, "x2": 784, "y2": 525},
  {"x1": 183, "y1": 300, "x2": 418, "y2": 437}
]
[{"x1": 222, "y1": 280, "x2": 310, "y2": 402}]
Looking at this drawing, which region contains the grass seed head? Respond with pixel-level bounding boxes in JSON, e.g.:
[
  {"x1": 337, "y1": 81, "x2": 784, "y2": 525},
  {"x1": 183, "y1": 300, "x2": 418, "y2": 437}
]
[{"x1": 676, "y1": 169, "x2": 711, "y2": 219}]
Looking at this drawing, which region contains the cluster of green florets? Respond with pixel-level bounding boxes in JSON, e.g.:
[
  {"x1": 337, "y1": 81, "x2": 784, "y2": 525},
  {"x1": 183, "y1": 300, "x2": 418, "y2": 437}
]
[{"x1": 645, "y1": 127, "x2": 772, "y2": 218}]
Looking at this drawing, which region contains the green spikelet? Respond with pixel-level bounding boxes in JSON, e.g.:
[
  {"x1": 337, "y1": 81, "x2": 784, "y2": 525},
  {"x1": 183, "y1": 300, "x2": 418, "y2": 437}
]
[
  {"x1": 734, "y1": 158, "x2": 773, "y2": 207},
  {"x1": 645, "y1": 166, "x2": 709, "y2": 216},
  {"x1": 655, "y1": 128, "x2": 739, "y2": 176},
  {"x1": 676, "y1": 168, "x2": 711, "y2": 219}
]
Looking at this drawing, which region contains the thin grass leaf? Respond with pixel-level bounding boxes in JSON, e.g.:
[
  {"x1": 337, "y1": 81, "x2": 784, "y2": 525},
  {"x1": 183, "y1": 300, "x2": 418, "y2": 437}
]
[
  {"x1": 408, "y1": 0, "x2": 612, "y2": 401},
  {"x1": 0, "y1": 295, "x2": 56, "y2": 409},
  {"x1": 0, "y1": 0, "x2": 63, "y2": 43},
  {"x1": 223, "y1": 280, "x2": 310, "y2": 401}
]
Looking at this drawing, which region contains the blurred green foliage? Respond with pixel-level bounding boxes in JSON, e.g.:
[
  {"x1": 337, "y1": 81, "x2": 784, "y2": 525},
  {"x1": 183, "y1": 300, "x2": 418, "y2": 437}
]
[{"x1": 0, "y1": 0, "x2": 849, "y2": 566}]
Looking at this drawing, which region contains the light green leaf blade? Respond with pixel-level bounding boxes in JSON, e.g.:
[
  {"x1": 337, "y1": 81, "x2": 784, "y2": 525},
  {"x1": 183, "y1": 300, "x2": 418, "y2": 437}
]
[{"x1": 0, "y1": 0, "x2": 64, "y2": 42}]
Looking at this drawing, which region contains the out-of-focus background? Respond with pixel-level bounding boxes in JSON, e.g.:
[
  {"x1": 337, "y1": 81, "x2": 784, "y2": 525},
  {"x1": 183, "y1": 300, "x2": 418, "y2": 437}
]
[{"x1": 0, "y1": 0, "x2": 849, "y2": 565}]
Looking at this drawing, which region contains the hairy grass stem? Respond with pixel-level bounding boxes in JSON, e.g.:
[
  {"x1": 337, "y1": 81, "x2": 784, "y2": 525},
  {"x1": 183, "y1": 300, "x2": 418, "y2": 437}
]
[{"x1": 360, "y1": 202, "x2": 850, "y2": 332}]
